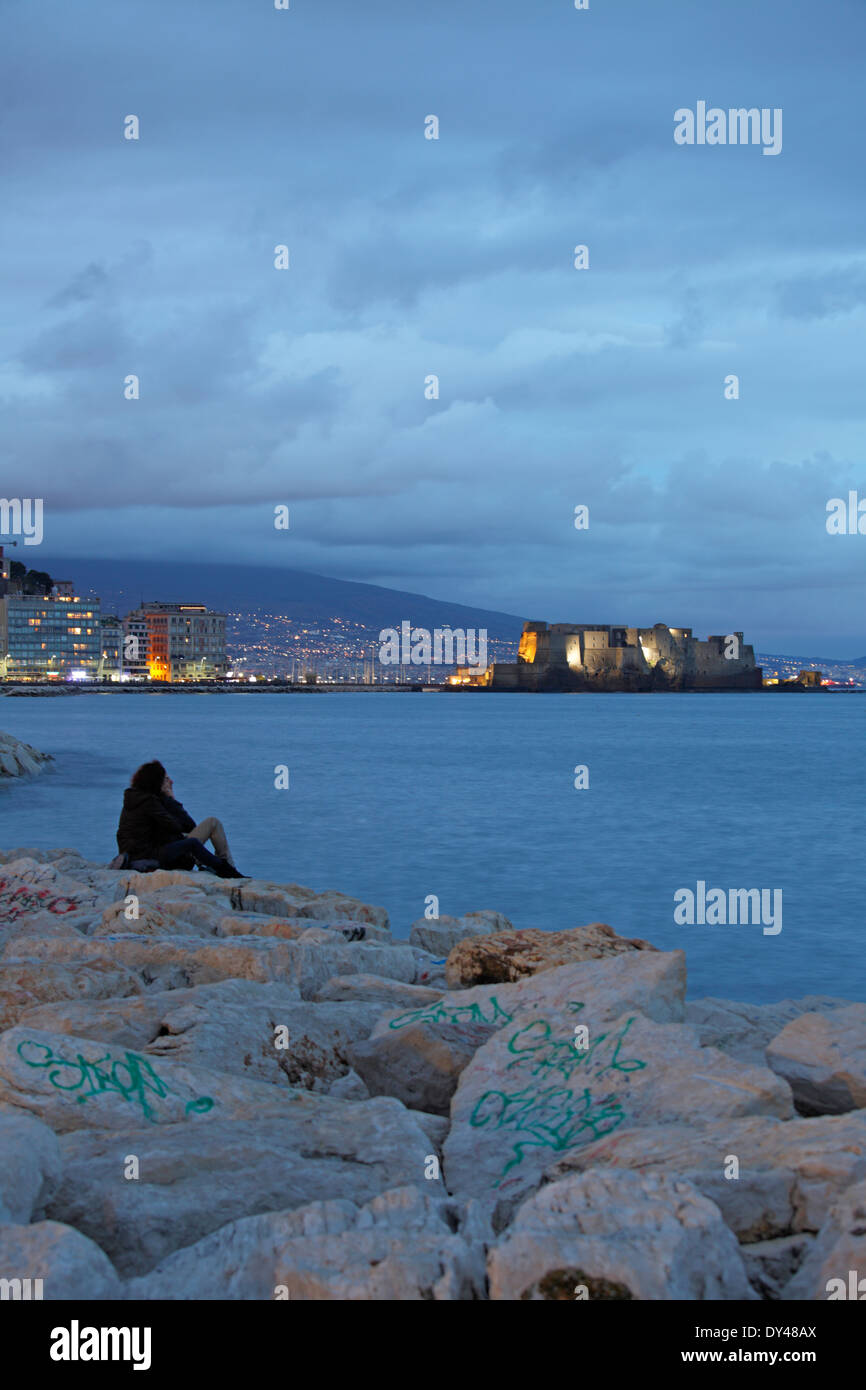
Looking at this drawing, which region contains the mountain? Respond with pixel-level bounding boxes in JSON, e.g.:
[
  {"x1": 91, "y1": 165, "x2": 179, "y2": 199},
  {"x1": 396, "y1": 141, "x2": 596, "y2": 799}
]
[{"x1": 38, "y1": 557, "x2": 526, "y2": 640}]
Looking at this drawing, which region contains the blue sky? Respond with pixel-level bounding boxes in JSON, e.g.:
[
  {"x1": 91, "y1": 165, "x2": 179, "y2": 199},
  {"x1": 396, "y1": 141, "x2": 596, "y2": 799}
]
[{"x1": 2, "y1": 0, "x2": 865, "y2": 652}]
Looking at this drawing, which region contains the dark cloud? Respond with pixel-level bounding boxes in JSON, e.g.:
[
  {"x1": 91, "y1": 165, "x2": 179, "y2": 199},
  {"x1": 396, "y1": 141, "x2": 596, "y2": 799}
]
[
  {"x1": 1, "y1": 0, "x2": 865, "y2": 653},
  {"x1": 774, "y1": 269, "x2": 866, "y2": 321}
]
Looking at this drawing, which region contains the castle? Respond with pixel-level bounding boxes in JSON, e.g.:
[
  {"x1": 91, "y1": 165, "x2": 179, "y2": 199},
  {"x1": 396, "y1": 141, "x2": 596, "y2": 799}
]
[{"x1": 476, "y1": 621, "x2": 762, "y2": 691}]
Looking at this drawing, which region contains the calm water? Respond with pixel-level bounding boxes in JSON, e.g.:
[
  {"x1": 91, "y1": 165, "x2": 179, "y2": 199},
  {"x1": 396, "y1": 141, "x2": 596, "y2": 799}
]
[{"x1": 1, "y1": 692, "x2": 862, "y2": 1004}]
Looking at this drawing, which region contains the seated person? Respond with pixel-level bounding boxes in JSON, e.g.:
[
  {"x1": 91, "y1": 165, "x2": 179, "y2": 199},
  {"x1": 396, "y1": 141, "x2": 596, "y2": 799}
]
[{"x1": 116, "y1": 760, "x2": 246, "y2": 878}]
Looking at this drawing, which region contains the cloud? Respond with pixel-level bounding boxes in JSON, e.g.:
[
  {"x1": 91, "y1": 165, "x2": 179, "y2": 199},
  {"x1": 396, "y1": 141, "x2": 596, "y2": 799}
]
[{"x1": 1, "y1": 0, "x2": 865, "y2": 652}]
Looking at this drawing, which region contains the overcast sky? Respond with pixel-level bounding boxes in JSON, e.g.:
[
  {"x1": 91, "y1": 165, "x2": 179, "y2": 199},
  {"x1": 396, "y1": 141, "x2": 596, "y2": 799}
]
[{"x1": 2, "y1": 0, "x2": 865, "y2": 653}]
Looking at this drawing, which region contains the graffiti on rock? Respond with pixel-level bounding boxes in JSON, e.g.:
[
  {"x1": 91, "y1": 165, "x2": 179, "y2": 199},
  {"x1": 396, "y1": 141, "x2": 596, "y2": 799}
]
[
  {"x1": 469, "y1": 1013, "x2": 647, "y2": 1185},
  {"x1": 0, "y1": 880, "x2": 83, "y2": 920},
  {"x1": 388, "y1": 995, "x2": 514, "y2": 1032},
  {"x1": 16, "y1": 1039, "x2": 215, "y2": 1123}
]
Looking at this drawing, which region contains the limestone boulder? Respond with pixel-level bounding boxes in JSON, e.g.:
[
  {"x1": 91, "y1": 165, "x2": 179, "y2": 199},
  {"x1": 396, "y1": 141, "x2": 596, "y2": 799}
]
[
  {"x1": 296, "y1": 892, "x2": 389, "y2": 930},
  {"x1": 124, "y1": 1186, "x2": 487, "y2": 1299},
  {"x1": 218, "y1": 916, "x2": 391, "y2": 944},
  {"x1": 0, "y1": 731, "x2": 52, "y2": 776},
  {"x1": 445, "y1": 922, "x2": 657, "y2": 988},
  {"x1": 18, "y1": 993, "x2": 173, "y2": 1050},
  {"x1": 94, "y1": 896, "x2": 220, "y2": 938},
  {"x1": 119, "y1": 873, "x2": 386, "y2": 925},
  {"x1": 0, "y1": 859, "x2": 105, "y2": 932},
  {"x1": 45, "y1": 1100, "x2": 437, "y2": 1276},
  {"x1": 685, "y1": 995, "x2": 854, "y2": 1065},
  {"x1": 386, "y1": 948, "x2": 686, "y2": 1037},
  {"x1": 17, "y1": 979, "x2": 374, "y2": 1093},
  {"x1": 0, "y1": 1024, "x2": 318, "y2": 1132},
  {"x1": 0, "y1": 1109, "x2": 63, "y2": 1222},
  {"x1": 2, "y1": 910, "x2": 96, "y2": 952},
  {"x1": 313, "y1": 974, "x2": 443, "y2": 1008},
  {"x1": 444, "y1": 1012, "x2": 791, "y2": 1210},
  {"x1": 327, "y1": 1069, "x2": 370, "y2": 1100},
  {"x1": 351, "y1": 1018, "x2": 498, "y2": 1116},
  {"x1": 143, "y1": 989, "x2": 382, "y2": 1092},
  {"x1": 216, "y1": 915, "x2": 311, "y2": 939},
  {"x1": 783, "y1": 1178, "x2": 866, "y2": 1301},
  {"x1": 545, "y1": 1111, "x2": 866, "y2": 1241},
  {"x1": 0, "y1": 1221, "x2": 120, "y2": 1300},
  {"x1": 0, "y1": 958, "x2": 142, "y2": 1030},
  {"x1": 409, "y1": 911, "x2": 512, "y2": 956},
  {"x1": 412, "y1": 948, "x2": 450, "y2": 989},
  {"x1": 3, "y1": 932, "x2": 417, "y2": 998},
  {"x1": 352, "y1": 950, "x2": 687, "y2": 1122},
  {"x1": 487, "y1": 1170, "x2": 756, "y2": 1300},
  {"x1": 766, "y1": 1005, "x2": 866, "y2": 1114}
]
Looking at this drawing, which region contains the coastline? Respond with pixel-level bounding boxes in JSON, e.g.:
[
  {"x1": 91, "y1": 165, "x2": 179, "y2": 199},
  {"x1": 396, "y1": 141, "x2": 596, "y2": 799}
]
[{"x1": 0, "y1": 846, "x2": 863, "y2": 1301}]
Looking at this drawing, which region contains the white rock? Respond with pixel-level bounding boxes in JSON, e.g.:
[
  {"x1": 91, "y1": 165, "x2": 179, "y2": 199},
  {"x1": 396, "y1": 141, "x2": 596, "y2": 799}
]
[
  {"x1": 0, "y1": 732, "x2": 52, "y2": 777},
  {"x1": 349, "y1": 950, "x2": 687, "y2": 1124},
  {"x1": 0, "y1": 957, "x2": 142, "y2": 1030},
  {"x1": 0, "y1": 1220, "x2": 120, "y2": 1299},
  {"x1": 45, "y1": 1100, "x2": 437, "y2": 1275},
  {"x1": 766, "y1": 1005, "x2": 866, "y2": 1114},
  {"x1": 685, "y1": 995, "x2": 855, "y2": 1065},
  {"x1": 409, "y1": 911, "x2": 511, "y2": 955},
  {"x1": 0, "y1": 859, "x2": 105, "y2": 932},
  {"x1": 444, "y1": 1010, "x2": 791, "y2": 1210},
  {"x1": 0, "y1": 1024, "x2": 312, "y2": 1132},
  {"x1": 124, "y1": 1185, "x2": 486, "y2": 1299},
  {"x1": 313, "y1": 974, "x2": 443, "y2": 1007},
  {"x1": 544, "y1": 1111, "x2": 866, "y2": 1241},
  {"x1": 0, "y1": 1109, "x2": 63, "y2": 1222},
  {"x1": 783, "y1": 1178, "x2": 866, "y2": 1301},
  {"x1": 3, "y1": 932, "x2": 417, "y2": 997},
  {"x1": 488, "y1": 1170, "x2": 757, "y2": 1300}
]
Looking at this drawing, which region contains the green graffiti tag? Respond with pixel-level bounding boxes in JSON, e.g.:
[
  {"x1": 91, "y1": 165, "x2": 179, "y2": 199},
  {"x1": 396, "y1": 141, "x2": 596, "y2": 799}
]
[
  {"x1": 469, "y1": 1013, "x2": 647, "y2": 1186},
  {"x1": 16, "y1": 1040, "x2": 215, "y2": 1124},
  {"x1": 388, "y1": 995, "x2": 514, "y2": 1031},
  {"x1": 471, "y1": 1083, "x2": 626, "y2": 1182},
  {"x1": 504, "y1": 1012, "x2": 646, "y2": 1085}
]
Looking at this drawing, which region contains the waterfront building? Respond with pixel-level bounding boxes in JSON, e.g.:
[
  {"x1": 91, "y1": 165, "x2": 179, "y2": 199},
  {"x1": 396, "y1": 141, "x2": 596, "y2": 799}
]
[
  {"x1": 0, "y1": 572, "x2": 101, "y2": 681},
  {"x1": 130, "y1": 601, "x2": 227, "y2": 682}
]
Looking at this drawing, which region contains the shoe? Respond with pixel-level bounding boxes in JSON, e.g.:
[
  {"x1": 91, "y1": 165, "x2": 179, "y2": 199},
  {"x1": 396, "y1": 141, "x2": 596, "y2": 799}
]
[{"x1": 215, "y1": 859, "x2": 248, "y2": 879}]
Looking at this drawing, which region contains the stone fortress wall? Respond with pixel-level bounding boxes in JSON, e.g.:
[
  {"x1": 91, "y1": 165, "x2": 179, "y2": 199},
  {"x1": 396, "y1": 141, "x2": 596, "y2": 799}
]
[{"x1": 487, "y1": 621, "x2": 762, "y2": 691}]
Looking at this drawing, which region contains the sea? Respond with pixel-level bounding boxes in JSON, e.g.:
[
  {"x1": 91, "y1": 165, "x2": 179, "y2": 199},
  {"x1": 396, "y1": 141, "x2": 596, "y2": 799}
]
[{"x1": 1, "y1": 691, "x2": 862, "y2": 1004}]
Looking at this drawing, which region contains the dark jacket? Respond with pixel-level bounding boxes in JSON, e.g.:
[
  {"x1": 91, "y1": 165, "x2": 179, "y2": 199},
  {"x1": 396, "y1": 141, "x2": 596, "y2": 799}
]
[
  {"x1": 116, "y1": 788, "x2": 189, "y2": 861},
  {"x1": 161, "y1": 795, "x2": 196, "y2": 834}
]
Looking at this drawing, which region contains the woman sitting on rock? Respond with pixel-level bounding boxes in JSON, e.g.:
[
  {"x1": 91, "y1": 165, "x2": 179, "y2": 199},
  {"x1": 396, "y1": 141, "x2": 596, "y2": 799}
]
[{"x1": 115, "y1": 759, "x2": 246, "y2": 878}]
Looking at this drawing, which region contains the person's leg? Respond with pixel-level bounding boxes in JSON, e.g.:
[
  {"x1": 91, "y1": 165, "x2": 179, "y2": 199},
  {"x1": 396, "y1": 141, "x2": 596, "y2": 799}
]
[
  {"x1": 189, "y1": 816, "x2": 233, "y2": 864},
  {"x1": 159, "y1": 836, "x2": 225, "y2": 874}
]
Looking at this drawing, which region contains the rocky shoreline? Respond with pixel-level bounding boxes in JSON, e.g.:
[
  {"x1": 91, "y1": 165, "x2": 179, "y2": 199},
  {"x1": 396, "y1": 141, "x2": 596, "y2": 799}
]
[
  {"x1": 0, "y1": 847, "x2": 863, "y2": 1300},
  {"x1": 0, "y1": 732, "x2": 52, "y2": 777}
]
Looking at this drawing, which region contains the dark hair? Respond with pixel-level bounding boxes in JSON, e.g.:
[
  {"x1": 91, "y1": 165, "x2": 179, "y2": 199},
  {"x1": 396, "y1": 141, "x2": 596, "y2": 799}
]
[{"x1": 131, "y1": 760, "x2": 167, "y2": 794}]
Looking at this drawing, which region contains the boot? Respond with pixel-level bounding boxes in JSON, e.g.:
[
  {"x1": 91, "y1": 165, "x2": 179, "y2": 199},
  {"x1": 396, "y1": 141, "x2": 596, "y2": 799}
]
[{"x1": 215, "y1": 858, "x2": 248, "y2": 879}]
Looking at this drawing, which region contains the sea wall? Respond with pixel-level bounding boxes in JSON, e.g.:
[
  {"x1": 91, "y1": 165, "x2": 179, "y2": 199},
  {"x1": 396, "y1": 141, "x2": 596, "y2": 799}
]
[{"x1": 0, "y1": 846, "x2": 862, "y2": 1300}]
